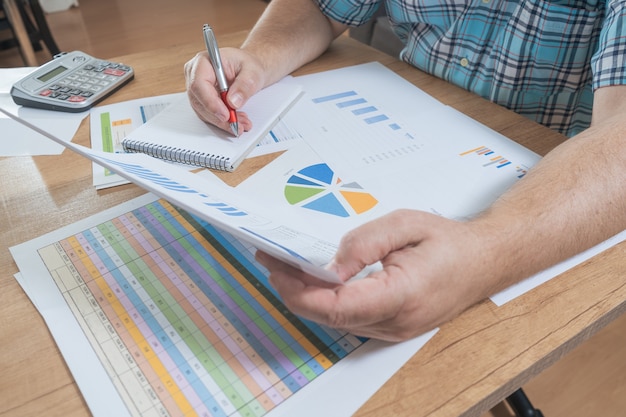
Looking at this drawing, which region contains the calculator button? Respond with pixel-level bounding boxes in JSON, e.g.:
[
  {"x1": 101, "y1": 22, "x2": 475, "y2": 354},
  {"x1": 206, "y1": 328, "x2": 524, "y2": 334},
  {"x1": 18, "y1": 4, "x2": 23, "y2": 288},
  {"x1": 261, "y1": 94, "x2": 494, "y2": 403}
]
[
  {"x1": 103, "y1": 68, "x2": 126, "y2": 77},
  {"x1": 39, "y1": 89, "x2": 52, "y2": 97},
  {"x1": 57, "y1": 94, "x2": 70, "y2": 100},
  {"x1": 80, "y1": 91, "x2": 94, "y2": 97},
  {"x1": 68, "y1": 96, "x2": 86, "y2": 103}
]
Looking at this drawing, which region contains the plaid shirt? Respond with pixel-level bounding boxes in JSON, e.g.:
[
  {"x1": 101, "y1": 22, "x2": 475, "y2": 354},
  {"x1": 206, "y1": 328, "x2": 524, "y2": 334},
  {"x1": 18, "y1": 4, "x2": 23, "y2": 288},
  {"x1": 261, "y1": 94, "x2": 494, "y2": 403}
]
[{"x1": 317, "y1": 0, "x2": 626, "y2": 137}]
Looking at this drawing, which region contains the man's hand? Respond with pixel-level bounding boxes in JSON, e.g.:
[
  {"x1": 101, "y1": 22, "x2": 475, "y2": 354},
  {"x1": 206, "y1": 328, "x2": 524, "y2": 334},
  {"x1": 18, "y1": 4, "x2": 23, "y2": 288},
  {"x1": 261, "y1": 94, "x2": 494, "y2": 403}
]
[
  {"x1": 255, "y1": 209, "x2": 496, "y2": 342},
  {"x1": 184, "y1": 47, "x2": 266, "y2": 134}
]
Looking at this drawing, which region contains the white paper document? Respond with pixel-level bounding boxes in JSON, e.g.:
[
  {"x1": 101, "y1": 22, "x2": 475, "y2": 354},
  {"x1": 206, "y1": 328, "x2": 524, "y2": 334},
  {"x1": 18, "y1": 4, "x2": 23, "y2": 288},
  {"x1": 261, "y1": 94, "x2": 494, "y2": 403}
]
[
  {"x1": 11, "y1": 192, "x2": 436, "y2": 417},
  {"x1": 236, "y1": 63, "x2": 541, "y2": 245},
  {"x1": 0, "y1": 67, "x2": 87, "y2": 156}
]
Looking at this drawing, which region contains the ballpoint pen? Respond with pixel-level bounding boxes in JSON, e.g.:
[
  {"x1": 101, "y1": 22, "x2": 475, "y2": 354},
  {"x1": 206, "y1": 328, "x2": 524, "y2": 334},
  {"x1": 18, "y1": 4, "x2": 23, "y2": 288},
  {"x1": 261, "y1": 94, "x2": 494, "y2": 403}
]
[{"x1": 203, "y1": 23, "x2": 239, "y2": 137}]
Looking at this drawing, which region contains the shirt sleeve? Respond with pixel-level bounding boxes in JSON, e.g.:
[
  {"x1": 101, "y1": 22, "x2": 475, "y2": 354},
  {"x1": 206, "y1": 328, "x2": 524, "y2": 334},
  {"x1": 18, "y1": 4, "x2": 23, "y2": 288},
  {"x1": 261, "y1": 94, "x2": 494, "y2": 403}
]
[
  {"x1": 315, "y1": 0, "x2": 384, "y2": 26},
  {"x1": 591, "y1": 0, "x2": 626, "y2": 89}
]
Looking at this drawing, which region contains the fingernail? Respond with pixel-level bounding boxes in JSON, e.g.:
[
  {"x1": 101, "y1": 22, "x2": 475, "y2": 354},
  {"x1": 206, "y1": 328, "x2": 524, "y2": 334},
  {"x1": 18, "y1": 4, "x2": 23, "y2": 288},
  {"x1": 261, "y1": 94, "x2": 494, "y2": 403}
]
[
  {"x1": 325, "y1": 258, "x2": 339, "y2": 274},
  {"x1": 230, "y1": 92, "x2": 243, "y2": 109}
]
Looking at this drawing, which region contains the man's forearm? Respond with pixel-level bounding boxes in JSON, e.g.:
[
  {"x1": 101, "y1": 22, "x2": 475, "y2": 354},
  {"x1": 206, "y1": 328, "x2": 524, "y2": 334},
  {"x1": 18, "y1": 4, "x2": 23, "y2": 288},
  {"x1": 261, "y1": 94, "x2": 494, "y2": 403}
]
[
  {"x1": 474, "y1": 109, "x2": 626, "y2": 295},
  {"x1": 241, "y1": 0, "x2": 346, "y2": 87}
]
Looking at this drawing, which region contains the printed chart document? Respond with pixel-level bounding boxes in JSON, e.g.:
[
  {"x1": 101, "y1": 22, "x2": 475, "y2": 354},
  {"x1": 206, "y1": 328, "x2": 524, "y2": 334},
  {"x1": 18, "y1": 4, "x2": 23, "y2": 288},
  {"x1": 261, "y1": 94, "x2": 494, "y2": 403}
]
[
  {"x1": 120, "y1": 79, "x2": 303, "y2": 171},
  {"x1": 236, "y1": 62, "x2": 540, "y2": 244},
  {"x1": 235, "y1": 62, "x2": 626, "y2": 303},
  {"x1": 90, "y1": 93, "x2": 181, "y2": 188},
  {"x1": 11, "y1": 192, "x2": 436, "y2": 417}
]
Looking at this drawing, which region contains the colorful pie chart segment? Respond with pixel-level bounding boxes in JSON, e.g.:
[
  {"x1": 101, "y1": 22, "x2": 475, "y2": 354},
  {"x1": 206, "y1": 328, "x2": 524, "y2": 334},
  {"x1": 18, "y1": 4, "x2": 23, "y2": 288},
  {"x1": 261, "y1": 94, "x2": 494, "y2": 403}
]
[{"x1": 284, "y1": 163, "x2": 378, "y2": 217}]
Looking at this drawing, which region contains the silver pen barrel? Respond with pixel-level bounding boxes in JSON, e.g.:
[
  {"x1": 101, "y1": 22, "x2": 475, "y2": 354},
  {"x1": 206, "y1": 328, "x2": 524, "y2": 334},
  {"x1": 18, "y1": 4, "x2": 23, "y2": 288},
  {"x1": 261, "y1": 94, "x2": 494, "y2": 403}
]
[{"x1": 202, "y1": 24, "x2": 228, "y2": 92}]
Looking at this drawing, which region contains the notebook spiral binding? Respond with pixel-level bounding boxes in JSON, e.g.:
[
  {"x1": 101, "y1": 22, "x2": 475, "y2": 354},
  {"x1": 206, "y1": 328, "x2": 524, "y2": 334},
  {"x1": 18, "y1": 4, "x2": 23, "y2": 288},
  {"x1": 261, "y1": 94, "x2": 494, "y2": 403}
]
[{"x1": 122, "y1": 139, "x2": 231, "y2": 171}]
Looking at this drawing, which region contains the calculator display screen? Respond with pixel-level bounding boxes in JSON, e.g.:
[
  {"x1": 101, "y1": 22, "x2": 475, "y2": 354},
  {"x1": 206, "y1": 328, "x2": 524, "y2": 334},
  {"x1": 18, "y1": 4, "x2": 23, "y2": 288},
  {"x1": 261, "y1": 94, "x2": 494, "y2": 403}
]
[{"x1": 37, "y1": 65, "x2": 68, "y2": 82}]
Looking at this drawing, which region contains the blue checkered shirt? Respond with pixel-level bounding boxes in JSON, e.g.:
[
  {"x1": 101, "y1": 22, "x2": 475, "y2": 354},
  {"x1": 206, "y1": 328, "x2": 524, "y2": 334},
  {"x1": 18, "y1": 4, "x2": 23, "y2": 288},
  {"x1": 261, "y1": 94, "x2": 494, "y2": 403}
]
[{"x1": 317, "y1": 0, "x2": 626, "y2": 137}]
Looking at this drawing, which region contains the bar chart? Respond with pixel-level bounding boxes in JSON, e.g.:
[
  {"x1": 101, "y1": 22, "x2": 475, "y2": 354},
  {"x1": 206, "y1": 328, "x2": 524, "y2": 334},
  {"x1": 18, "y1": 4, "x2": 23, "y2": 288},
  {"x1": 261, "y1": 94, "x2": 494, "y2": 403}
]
[
  {"x1": 311, "y1": 90, "x2": 404, "y2": 133},
  {"x1": 460, "y1": 145, "x2": 529, "y2": 178}
]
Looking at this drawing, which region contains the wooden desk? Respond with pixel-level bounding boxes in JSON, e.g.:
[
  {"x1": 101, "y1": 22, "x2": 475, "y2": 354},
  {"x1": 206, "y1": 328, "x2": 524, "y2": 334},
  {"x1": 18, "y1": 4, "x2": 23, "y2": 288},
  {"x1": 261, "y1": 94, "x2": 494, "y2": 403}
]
[{"x1": 1, "y1": 31, "x2": 625, "y2": 417}]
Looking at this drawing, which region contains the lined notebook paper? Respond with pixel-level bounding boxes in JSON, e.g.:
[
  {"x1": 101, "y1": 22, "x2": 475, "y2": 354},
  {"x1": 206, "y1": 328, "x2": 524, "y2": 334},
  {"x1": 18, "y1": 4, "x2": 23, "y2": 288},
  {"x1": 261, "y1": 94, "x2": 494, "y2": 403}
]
[{"x1": 121, "y1": 78, "x2": 303, "y2": 171}]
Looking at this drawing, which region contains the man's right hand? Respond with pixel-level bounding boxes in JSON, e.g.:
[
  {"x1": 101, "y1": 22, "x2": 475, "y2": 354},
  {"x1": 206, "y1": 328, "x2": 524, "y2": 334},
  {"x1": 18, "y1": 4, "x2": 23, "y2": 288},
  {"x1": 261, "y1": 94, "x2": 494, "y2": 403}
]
[{"x1": 184, "y1": 47, "x2": 267, "y2": 135}]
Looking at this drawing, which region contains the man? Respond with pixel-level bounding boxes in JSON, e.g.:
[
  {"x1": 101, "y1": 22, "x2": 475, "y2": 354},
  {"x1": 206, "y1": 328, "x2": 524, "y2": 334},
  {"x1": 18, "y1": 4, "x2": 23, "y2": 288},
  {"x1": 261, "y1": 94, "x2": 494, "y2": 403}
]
[{"x1": 185, "y1": 0, "x2": 626, "y2": 342}]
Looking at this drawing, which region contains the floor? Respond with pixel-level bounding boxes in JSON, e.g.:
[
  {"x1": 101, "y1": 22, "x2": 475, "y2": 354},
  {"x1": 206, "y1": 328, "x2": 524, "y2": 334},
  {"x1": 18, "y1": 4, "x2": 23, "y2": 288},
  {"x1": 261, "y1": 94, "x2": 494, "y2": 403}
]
[
  {"x1": 1, "y1": 1, "x2": 626, "y2": 416},
  {"x1": 0, "y1": 0, "x2": 269, "y2": 67}
]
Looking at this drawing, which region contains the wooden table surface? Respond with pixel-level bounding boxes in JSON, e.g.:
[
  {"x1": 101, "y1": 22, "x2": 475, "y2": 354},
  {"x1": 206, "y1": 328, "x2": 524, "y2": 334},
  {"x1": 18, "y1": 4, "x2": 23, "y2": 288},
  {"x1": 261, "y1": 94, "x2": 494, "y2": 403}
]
[{"x1": 1, "y1": 31, "x2": 625, "y2": 417}]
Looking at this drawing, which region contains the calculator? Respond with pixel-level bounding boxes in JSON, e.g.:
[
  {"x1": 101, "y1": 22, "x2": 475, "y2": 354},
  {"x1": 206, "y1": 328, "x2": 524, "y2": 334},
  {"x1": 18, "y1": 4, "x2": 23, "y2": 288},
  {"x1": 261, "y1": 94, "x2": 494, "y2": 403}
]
[{"x1": 10, "y1": 51, "x2": 134, "y2": 112}]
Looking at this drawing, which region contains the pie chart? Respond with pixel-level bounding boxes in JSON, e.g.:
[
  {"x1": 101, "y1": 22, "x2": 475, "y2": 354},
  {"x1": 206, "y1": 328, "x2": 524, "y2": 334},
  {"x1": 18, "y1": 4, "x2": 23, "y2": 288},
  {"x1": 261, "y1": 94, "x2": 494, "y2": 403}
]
[{"x1": 284, "y1": 163, "x2": 378, "y2": 217}]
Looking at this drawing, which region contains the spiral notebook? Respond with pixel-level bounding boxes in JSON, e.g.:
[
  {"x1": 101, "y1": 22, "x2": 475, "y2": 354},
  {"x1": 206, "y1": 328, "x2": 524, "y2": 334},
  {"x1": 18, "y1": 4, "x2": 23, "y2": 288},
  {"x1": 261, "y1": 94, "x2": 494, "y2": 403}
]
[{"x1": 121, "y1": 78, "x2": 303, "y2": 171}]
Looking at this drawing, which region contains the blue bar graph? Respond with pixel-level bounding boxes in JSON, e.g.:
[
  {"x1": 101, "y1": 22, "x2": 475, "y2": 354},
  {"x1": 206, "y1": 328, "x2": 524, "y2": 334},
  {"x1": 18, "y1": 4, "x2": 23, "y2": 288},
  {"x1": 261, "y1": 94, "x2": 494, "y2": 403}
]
[
  {"x1": 337, "y1": 98, "x2": 367, "y2": 108},
  {"x1": 352, "y1": 106, "x2": 377, "y2": 115},
  {"x1": 312, "y1": 91, "x2": 358, "y2": 103},
  {"x1": 311, "y1": 90, "x2": 402, "y2": 131},
  {"x1": 365, "y1": 114, "x2": 389, "y2": 124}
]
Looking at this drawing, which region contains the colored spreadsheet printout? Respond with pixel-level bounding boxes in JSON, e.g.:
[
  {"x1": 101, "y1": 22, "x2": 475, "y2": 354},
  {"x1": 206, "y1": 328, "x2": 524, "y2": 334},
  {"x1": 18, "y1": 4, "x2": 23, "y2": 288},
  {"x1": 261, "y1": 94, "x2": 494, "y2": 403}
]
[
  {"x1": 39, "y1": 197, "x2": 358, "y2": 416},
  {"x1": 12, "y1": 194, "x2": 436, "y2": 417}
]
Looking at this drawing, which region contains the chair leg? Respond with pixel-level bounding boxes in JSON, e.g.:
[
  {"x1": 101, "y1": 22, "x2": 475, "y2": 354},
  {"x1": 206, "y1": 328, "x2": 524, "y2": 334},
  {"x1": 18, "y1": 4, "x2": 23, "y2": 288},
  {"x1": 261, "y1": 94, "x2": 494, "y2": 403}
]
[
  {"x1": 506, "y1": 388, "x2": 545, "y2": 417},
  {"x1": 2, "y1": 0, "x2": 38, "y2": 65},
  {"x1": 26, "y1": 0, "x2": 60, "y2": 55},
  {"x1": 16, "y1": 0, "x2": 43, "y2": 51}
]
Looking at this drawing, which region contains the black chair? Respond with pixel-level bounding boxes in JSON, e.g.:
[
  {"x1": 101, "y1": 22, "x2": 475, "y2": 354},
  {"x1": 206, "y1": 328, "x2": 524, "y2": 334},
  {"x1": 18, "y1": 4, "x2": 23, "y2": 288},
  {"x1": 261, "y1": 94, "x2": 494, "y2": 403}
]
[
  {"x1": 507, "y1": 388, "x2": 545, "y2": 417},
  {"x1": 0, "y1": 0, "x2": 60, "y2": 63}
]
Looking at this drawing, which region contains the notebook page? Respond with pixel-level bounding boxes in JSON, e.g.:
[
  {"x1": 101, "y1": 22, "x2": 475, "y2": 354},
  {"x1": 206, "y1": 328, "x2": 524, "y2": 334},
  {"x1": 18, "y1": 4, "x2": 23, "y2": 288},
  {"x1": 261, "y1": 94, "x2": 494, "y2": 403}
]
[{"x1": 122, "y1": 77, "x2": 303, "y2": 170}]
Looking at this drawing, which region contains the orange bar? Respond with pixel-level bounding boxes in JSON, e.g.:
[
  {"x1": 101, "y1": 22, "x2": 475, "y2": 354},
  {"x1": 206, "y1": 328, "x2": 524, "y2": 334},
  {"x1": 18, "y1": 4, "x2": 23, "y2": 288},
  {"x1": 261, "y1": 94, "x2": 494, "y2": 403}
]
[{"x1": 459, "y1": 145, "x2": 485, "y2": 156}]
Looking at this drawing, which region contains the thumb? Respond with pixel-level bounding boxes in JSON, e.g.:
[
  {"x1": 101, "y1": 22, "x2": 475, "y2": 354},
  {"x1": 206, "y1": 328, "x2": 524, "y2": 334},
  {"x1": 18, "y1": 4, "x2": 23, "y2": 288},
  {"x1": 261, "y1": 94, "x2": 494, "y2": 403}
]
[
  {"x1": 325, "y1": 216, "x2": 398, "y2": 281},
  {"x1": 226, "y1": 65, "x2": 265, "y2": 110},
  {"x1": 328, "y1": 210, "x2": 430, "y2": 281}
]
